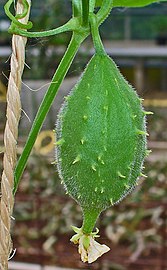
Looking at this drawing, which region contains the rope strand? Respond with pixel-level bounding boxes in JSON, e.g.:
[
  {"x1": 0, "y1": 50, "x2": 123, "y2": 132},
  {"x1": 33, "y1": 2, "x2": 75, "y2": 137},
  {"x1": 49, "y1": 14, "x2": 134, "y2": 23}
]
[{"x1": 0, "y1": 1, "x2": 31, "y2": 269}]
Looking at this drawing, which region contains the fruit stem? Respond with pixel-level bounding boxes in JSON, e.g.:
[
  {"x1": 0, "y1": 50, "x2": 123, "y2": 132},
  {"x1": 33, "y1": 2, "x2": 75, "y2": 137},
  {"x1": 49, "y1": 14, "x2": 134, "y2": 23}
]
[
  {"x1": 82, "y1": 208, "x2": 100, "y2": 234},
  {"x1": 89, "y1": 13, "x2": 106, "y2": 55}
]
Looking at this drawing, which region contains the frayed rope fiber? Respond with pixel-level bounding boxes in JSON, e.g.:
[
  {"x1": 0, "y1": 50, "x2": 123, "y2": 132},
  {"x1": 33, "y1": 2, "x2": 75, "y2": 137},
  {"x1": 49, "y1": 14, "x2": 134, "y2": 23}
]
[{"x1": 0, "y1": 1, "x2": 31, "y2": 269}]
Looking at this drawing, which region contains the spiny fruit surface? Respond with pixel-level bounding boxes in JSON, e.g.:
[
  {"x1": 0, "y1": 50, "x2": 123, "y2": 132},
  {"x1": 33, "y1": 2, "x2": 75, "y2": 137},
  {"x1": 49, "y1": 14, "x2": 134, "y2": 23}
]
[{"x1": 56, "y1": 53, "x2": 147, "y2": 224}]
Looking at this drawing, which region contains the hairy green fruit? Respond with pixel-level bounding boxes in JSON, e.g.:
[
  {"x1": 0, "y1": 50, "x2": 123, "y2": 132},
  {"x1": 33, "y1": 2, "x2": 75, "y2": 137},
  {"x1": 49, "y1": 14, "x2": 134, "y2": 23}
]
[{"x1": 56, "y1": 53, "x2": 147, "y2": 235}]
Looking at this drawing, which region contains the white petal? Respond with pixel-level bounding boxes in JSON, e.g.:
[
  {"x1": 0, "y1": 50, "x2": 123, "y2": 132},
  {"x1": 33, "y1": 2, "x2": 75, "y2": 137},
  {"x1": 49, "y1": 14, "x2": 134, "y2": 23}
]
[
  {"x1": 78, "y1": 236, "x2": 88, "y2": 262},
  {"x1": 87, "y1": 237, "x2": 110, "y2": 263}
]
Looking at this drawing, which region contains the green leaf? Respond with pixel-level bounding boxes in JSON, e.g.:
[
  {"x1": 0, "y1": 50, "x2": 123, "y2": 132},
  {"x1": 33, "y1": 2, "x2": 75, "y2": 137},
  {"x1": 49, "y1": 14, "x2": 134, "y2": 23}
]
[
  {"x1": 95, "y1": 0, "x2": 103, "y2": 6},
  {"x1": 113, "y1": 0, "x2": 167, "y2": 7}
]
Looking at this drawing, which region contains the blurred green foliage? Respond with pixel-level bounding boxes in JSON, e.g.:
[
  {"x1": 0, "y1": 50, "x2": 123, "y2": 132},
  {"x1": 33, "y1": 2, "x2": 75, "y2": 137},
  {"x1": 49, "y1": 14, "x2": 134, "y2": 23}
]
[
  {"x1": 1, "y1": 1, "x2": 167, "y2": 79},
  {"x1": 100, "y1": 4, "x2": 167, "y2": 40}
]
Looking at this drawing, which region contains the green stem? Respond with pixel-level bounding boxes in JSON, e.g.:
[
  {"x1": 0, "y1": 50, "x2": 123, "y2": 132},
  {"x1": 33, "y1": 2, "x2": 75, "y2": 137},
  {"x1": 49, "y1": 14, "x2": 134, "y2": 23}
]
[
  {"x1": 97, "y1": 0, "x2": 113, "y2": 25},
  {"x1": 72, "y1": 0, "x2": 82, "y2": 17},
  {"x1": 82, "y1": 208, "x2": 100, "y2": 234},
  {"x1": 89, "y1": 0, "x2": 96, "y2": 12},
  {"x1": 9, "y1": 18, "x2": 78, "y2": 38},
  {"x1": 14, "y1": 32, "x2": 86, "y2": 194},
  {"x1": 90, "y1": 13, "x2": 106, "y2": 55},
  {"x1": 82, "y1": 0, "x2": 89, "y2": 26}
]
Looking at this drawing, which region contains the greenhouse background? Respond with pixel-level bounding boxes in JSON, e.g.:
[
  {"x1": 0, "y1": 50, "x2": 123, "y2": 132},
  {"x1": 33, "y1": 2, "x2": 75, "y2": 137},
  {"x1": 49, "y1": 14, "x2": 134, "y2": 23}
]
[{"x1": 0, "y1": 1, "x2": 167, "y2": 269}]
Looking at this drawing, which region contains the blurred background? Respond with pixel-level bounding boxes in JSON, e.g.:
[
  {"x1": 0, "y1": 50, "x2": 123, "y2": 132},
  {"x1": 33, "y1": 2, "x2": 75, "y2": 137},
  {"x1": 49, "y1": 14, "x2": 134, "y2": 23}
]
[{"x1": 0, "y1": 1, "x2": 167, "y2": 269}]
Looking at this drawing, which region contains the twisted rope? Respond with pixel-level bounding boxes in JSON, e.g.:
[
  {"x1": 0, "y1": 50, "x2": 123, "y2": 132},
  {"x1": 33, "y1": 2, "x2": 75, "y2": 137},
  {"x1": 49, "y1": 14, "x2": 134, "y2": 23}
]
[{"x1": 0, "y1": 1, "x2": 31, "y2": 269}]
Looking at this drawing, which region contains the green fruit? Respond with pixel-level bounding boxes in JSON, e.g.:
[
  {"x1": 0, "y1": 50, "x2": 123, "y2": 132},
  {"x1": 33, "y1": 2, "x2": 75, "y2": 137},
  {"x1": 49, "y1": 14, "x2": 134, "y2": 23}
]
[{"x1": 55, "y1": 53, "x2": 147, "y2": 234}]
